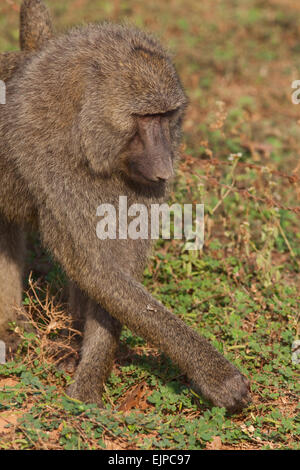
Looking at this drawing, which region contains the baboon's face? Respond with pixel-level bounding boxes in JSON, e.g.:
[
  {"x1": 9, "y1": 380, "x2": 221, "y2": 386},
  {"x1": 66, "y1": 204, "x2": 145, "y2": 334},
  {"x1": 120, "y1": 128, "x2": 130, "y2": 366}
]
[
  {"x1": 123, "y1": 110, "x2": 182, "y2": 185},
  {"x1": 78, "y1": 35, "x2": 187, "y2": 183}
]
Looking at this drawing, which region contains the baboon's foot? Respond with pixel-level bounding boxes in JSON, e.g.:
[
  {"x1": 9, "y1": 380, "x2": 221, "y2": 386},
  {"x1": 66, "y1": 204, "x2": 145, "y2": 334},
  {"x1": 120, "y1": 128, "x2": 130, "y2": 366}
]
[
  {"x1": 0, "y1": 308, "x2": 36, "y2": 356},
  {"x1": 59, "y1": 356, "x2": 77, "y2": 375},
  {"x1": 0, "y1": 328, "x2": 21, "y2": 357},
  {"x1": 0, "y1": 318, "x2": 18, "y2": 350},
  {"x1": 67, "y1": 378, "x2": 104, "y2": 408}
]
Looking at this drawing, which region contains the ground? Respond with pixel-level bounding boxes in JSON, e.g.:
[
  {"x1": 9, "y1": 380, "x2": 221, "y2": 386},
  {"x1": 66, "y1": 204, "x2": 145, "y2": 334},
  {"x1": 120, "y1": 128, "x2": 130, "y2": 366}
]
[{"x1": 0, "y1": 0, "x2": 299, "y2": 450}]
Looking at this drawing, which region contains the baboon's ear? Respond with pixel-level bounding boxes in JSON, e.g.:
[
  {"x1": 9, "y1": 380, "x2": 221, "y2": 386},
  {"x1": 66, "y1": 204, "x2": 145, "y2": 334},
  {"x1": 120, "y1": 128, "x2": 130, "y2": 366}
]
[{"x1": 20, "y1": 0, "x2": 54, "y2": 52}]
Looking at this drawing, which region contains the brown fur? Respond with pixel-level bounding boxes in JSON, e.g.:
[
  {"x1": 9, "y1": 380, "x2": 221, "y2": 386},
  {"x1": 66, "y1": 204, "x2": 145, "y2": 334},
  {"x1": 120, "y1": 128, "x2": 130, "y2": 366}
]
[
  {"x1": 0, "y1": 215, "x2": 25, "y2": 343},
  {"x1": 0, "y1": 1, "x2": 251, "y2": 412},
  {"x1": 0, "y1": 52, "x2": 24, "y2": 82},
  {"x1": 20, "y1": 0, "x2": 53, "y2": 51}
]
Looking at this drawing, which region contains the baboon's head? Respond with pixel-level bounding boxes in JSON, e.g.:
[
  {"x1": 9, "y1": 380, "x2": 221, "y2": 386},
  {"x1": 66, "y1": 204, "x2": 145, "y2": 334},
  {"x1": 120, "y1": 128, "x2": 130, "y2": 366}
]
[
  {"x1": 15, "y1": 24, "x2": 187, "y2": 186},
  {"x1": 73, "y1": 24, "x2": 188, "y2": 185}
]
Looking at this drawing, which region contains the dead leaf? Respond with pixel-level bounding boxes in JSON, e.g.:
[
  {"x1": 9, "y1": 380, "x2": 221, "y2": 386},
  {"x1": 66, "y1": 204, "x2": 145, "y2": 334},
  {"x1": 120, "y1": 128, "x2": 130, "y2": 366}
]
[
  {"x1": 118, "y1": 382, "x2": 148, "y2": 412},
  {"x1": 206, "y1": 436, "x2": 222, "y2": 450},
  {"x1": 0, "y1": 378, "x2": 19, "y2": 388},
  {"x1": 0, "y1": 411, "x2": 20, "y2": 435}
]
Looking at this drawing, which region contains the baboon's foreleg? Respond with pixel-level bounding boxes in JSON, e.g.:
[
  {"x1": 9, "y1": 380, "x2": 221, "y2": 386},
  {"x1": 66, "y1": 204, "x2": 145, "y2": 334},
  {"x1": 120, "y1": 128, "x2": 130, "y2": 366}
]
[
  {"x1": 40, "y1": 204, "x2": 250, "y2": 413},
  {"x1": 67, "y1": 287, "x2": 122, "y2": 406},
  {"x1": 0, "y1": 214, "x2": 25, "y2": 344}
]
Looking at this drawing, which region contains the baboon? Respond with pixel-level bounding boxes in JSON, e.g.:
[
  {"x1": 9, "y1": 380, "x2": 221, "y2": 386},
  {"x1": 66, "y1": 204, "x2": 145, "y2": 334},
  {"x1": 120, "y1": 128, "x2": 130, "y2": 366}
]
[{"x1": 0, "y1": 1, "x2": 251, "y2": 412}]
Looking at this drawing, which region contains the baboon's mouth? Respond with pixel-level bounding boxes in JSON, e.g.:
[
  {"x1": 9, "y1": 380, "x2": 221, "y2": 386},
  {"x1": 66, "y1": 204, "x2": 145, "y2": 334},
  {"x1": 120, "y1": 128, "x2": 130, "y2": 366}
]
[
  {"x1": 130, "y1": 168, "x2": 168, "y2": 185},
  {"x1": 125, "y1": 159, "x2": 171, "y2": 186}
]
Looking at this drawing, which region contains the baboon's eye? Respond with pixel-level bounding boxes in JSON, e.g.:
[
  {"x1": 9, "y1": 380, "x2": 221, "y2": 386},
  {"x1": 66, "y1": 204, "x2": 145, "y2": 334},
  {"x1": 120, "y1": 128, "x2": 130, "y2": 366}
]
[
  {"x1": 162, "y1": 109, "x2": 179, "y2": 119},
  {"x1": 135, "y1": 108, "x2": 181, "y2": 120}
]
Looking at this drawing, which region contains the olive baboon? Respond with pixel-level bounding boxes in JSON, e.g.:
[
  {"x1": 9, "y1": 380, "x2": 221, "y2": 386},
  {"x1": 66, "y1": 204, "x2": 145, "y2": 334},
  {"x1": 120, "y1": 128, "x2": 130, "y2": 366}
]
[{"x1": 0, "y1": 1, "x2": 251, "y2": 412}]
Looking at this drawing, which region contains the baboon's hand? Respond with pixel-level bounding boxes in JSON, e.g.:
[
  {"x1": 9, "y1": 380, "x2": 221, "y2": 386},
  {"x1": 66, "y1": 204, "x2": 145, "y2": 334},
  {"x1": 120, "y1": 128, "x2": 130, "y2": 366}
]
[
  {"x1": 221, "y1": 372, "x2": 251, "y2": 413},
  {"x1": 191, "y1": 358, "x2": 251, "y2": 414}
]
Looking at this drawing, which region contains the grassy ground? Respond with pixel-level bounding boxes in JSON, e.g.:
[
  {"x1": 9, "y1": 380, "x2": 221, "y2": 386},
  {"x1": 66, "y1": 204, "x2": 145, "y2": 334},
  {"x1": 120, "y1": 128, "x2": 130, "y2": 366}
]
[{"x1": 0, "y1": 0, "x2": 299, "y2": 450}]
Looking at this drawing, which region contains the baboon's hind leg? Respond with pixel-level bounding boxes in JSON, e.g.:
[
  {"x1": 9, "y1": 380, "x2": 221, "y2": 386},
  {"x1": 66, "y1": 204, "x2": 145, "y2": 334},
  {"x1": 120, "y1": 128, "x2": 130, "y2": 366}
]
[
  {"x1": 0, "y1": 214, "x2": 25, "y2": 345},
  {"x1": 68, "y1": 281, "x2": 87, "y2": 333},
  {"x1": 68, "y1": 285, "x2": 122, "y2": 406}
]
